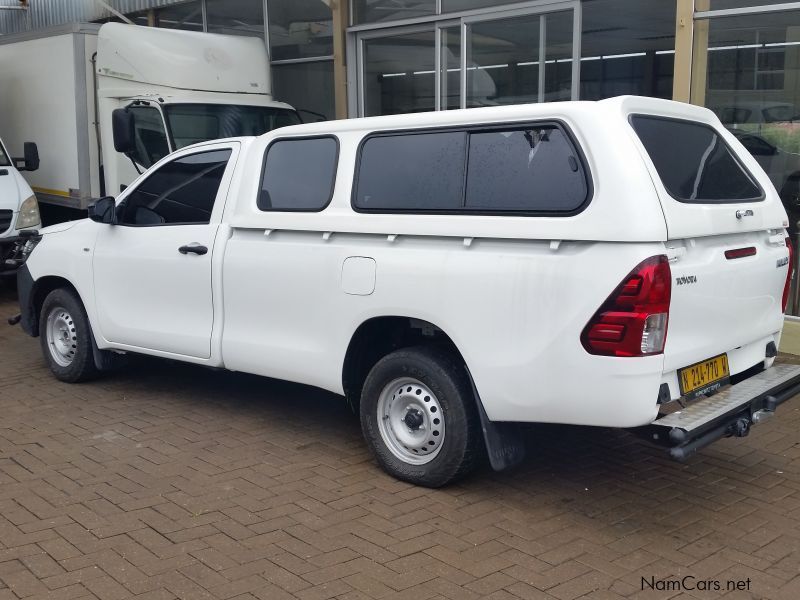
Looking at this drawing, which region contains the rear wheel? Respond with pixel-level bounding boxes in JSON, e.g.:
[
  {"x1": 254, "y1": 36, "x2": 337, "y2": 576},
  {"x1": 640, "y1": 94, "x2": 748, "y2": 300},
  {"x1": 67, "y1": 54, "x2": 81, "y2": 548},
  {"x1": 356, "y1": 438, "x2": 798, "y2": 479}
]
[
  {"x1": 360, "y1": 346, "x2": 482, "y2": 487},
  {"x1": 39, "y1": 288, "x2": 99, "y2": 383}
]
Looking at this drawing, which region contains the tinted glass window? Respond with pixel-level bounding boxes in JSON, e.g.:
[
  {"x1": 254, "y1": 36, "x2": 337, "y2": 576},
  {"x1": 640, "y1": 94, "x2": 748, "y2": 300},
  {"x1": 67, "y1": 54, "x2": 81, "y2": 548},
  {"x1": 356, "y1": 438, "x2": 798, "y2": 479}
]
[
  {"x1": 631, "y1": 116, "x2": 762, "y2": 203},
  {"x1": 121, "y1": 149, "x2": 231, "y2": 226},
  {"x1": 466, "y1": 127, "x2": 588, "y2": 212},
  {"x1": 129, "y1": 106, "x2": 170, "y2": 168},
  {"x1": 354, "y1": 132, "x2": 466, "y2": 211},
  {"x1": 354, "y1": 125, "x2": 589, "y2": 213},
  {"x1": 0, "y1": 142, "x2": 9, "y2": 167},
  {"x1": 259, "y1": 137, "x2": 338, "y2": 211},
  {"x1": 164, "y1": 104, "x2": 302, "y2": 150}
]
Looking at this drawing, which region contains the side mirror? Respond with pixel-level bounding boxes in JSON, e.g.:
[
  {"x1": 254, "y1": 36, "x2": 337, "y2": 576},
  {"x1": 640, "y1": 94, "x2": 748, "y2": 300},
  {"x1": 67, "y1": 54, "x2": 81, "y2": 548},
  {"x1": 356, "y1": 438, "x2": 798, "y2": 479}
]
[
  {"x1": 13, "y1": 142, "x2": 40, "y2": 172},
  {"x1": 23, "y1": 142, "x2": 39, "y2": 171},
  {"x1": 88, "y1": 196, "x2": 117, "y2": 225},
  {"x1": 112, "y1": 108, "x2": 136, "y2": 154}
]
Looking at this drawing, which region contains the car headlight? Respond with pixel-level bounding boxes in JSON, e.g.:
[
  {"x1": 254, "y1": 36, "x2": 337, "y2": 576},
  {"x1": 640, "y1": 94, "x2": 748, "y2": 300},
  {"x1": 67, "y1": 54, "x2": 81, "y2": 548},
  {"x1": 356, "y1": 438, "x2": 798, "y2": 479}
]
[{"x1": 16, "y1": 195, "x2": 41, "y2": 230}]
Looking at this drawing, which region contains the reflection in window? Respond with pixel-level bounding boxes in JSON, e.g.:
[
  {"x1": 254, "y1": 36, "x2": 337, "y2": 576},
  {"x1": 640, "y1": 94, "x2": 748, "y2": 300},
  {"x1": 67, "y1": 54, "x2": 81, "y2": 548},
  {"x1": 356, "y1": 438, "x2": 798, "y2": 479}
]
[
  {"x1": 363, "y1": 31, "x2": 436, "y2": 116},
  {"x1": 273, "y1": 61, "x2": 335, "y2": 121},
  {"x1": 207, "y1": 0, "x2": 264, "y2": 37},
  {"x1": 154, "y1": 1, "x2": 203, "y2": 31},
  {"x1": 696, "y1": 9, "x2": 800, "y2": 243},
  {"x1": 353, "y1": 0, "x2": 435, "y2": 25},
  {"x1": 580, "y1": 0, "x2": 675, "y2": 100},
  {"x1": 267, "y1": 0, "x2": 333, "y2": 60}
]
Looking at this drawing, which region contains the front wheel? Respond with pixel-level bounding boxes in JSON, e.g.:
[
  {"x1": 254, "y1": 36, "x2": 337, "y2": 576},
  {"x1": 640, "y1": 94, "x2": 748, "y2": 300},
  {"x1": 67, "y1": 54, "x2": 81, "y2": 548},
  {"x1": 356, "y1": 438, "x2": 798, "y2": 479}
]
[
  {"x1": 39, "y1": 288, "x2": 99, "y2": 383},
  {"x1": 360, "y1": 346, "x2": 482, "y2": 487}
]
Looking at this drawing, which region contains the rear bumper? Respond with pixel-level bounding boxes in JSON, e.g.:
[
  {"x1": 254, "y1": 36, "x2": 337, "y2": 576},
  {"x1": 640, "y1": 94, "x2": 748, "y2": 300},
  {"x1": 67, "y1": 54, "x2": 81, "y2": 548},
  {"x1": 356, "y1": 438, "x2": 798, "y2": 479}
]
[{"x1": 640, "y1": 363, "x2": 800, "y2": 460}]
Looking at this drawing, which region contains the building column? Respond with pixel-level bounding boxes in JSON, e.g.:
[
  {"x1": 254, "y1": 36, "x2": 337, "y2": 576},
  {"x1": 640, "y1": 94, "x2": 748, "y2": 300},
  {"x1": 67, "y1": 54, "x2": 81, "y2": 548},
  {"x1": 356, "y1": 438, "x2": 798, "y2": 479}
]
[
  {"x1": 690, "y1": 0, "x2": 710, "y2": 106},
  {"x1": 332, "y1": 0, "x2": 350, "y2": 119},
  {"x1": 673, "y1": 0, "x2": 695, "y2": 103}
]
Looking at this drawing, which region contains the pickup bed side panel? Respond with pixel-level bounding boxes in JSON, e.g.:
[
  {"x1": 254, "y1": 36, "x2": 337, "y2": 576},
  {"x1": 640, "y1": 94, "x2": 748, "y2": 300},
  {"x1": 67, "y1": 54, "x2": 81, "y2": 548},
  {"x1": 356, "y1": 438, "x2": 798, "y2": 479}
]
[{"x1": 221, "y1": 230, "x2": 666, "y2": 427}]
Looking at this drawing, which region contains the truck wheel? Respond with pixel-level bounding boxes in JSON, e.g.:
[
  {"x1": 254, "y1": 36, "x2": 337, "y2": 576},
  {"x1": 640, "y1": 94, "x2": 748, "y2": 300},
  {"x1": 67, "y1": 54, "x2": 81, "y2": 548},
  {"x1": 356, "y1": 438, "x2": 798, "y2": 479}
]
[
  {"x1": 39, "y1": 288, "x2": 99, "y2": 383},
  {"x1": 360, "y1": 346, "x2": 482, "y2": 487}
]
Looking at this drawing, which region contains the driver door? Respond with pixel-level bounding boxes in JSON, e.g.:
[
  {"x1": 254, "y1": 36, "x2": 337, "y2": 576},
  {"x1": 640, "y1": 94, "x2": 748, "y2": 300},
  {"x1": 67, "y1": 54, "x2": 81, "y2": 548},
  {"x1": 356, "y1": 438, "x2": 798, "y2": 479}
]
[{"x1": 93, "y1": 142, "x2": 238, "y2": 359}]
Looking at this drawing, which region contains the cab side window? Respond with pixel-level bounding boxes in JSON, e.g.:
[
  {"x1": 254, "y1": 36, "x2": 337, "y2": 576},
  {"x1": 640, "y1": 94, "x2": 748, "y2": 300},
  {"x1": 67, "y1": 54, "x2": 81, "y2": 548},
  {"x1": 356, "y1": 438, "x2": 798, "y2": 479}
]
[
  {"x1": 129, "y1": 106, "x2": 170, "y2": 168},
  {"x1": 120, "y1": 149, "x2": 232, "y2": 226}
]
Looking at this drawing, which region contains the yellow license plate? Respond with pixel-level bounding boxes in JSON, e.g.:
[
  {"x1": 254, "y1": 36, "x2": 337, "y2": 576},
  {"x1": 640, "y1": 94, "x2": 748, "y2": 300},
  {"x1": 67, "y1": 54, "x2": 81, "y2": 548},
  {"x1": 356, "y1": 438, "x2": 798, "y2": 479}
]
[{"x1": 679, "y1": 354, "x2": 730, "y2": 397}]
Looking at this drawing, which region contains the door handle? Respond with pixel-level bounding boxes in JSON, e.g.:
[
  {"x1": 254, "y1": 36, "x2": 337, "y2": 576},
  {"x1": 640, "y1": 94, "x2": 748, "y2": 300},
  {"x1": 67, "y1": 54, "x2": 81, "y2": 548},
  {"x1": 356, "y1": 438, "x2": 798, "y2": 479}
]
[{"x1": 178, "y1": 243, "x2": 208, "y2": 256}]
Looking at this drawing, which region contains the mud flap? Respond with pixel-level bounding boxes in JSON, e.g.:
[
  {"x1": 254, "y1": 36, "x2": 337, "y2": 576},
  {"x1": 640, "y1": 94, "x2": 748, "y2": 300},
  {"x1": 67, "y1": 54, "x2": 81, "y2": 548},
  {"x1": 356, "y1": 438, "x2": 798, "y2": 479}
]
[{"x1": 467, "y1": 370, "x2": 526, "y2": 472}]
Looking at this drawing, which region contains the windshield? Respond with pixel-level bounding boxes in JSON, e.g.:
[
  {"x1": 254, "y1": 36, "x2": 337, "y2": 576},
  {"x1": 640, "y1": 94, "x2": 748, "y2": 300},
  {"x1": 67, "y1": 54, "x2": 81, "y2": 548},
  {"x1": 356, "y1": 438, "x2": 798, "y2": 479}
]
[
  {"x1": 0, "y1": 141, "x2": 10, "y2": 167},
  {"x1": 163, "y1": 104, "x2": 302, "y2": 149}
]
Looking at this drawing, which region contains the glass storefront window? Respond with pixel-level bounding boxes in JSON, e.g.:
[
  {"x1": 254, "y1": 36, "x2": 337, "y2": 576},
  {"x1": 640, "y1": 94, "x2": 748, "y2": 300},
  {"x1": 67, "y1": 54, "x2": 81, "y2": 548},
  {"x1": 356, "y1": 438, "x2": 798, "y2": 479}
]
[
  {"x1": 268, "y1": 0, "x2": 333, "y2": 61},
  {"x1": 441, "y1": 0, "x2": 496, "y2": 11},
  {"x1": 580, "y1": 0, "x2": 675, "y2": 100},
  {"x1": 207, "y1": 0, "x2": 264, "y2": 37},
  {"x1": 694, "y1": 10, "x2": 800, "y2": 239},
  {"x1": 363, "y1": 31, "x2": 436, "y2": 116},
  {"x1": 272, "y1": 60, "x2": 335, "y2": 121},
  {"x1": 466, "y1": 11, "x2": 573, "y2": 108},
  {"x1": 354, "y1": 0, "x2": 435, "y2": 25},
  {"x1": 467, "y1": 15, "x2": 541, "y2": 108}
]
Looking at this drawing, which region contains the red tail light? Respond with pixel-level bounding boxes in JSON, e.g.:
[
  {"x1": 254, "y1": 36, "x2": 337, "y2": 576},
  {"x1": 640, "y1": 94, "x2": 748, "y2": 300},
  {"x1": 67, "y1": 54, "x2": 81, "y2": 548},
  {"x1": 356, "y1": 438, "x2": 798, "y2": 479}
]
[
  {"x1": 783, "y1": 237, "x2": 794, "y2": 313},
  {"x1": 581, "y1": 255, "x2": 672, "y2": 357}
]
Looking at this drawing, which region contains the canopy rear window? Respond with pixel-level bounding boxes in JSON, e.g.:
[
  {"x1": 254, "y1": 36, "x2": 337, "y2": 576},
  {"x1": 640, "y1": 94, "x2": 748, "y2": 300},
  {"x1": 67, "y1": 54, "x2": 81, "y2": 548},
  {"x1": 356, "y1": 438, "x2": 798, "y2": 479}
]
[{"x1": 631, "y1": 115, "x2": 763, "y2": 204}]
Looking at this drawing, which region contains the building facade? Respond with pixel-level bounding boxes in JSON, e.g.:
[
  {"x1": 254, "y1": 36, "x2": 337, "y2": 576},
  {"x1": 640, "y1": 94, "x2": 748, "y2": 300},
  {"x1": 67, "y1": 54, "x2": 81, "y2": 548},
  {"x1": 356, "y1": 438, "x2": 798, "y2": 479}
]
[{"x1": 1, "y1": 2, "x2": 798, "y2": 125}]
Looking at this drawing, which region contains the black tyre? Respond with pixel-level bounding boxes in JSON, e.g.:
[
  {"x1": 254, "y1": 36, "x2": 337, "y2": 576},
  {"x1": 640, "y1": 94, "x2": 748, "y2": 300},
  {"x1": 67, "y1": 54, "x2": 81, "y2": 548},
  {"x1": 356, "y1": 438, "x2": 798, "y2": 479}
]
[
  {"x1": 360, "y1": 346, "x2": 482, "y2": 487},
  {"x1": 39, "y1": 288, "x2": 99, "y2": 383}
]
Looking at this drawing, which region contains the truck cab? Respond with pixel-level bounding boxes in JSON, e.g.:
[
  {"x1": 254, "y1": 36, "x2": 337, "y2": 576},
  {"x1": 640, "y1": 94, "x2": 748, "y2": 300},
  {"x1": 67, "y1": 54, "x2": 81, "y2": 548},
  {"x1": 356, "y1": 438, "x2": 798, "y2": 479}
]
[
  {"x1": 0, "y1": 136, "x2": 41, "y2": 273},
  {"x1": 97, "y1": 23, "x2": 301, "y2": 198}
]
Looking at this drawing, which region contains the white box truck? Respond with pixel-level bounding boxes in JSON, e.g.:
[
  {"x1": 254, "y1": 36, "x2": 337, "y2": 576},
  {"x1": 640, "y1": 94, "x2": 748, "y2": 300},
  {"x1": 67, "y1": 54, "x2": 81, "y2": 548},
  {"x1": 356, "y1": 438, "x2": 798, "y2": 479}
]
[{"x1": 0, "y1": 22, "x2": 300, "y2": 211}]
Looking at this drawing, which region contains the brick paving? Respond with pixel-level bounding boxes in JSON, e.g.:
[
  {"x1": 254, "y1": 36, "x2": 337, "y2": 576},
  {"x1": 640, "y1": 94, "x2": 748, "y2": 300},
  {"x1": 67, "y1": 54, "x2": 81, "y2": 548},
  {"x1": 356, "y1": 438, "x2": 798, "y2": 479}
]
[{"x1": 1, "y1": 283, "x2": 800, "y2": 600}]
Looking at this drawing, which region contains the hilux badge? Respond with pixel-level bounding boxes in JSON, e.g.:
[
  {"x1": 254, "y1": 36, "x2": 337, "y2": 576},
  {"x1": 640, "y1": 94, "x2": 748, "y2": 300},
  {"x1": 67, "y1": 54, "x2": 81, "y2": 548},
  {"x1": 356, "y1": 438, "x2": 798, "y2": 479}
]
[{"x1": 778, "y1": 256, "x2": 790, "y2": 268}]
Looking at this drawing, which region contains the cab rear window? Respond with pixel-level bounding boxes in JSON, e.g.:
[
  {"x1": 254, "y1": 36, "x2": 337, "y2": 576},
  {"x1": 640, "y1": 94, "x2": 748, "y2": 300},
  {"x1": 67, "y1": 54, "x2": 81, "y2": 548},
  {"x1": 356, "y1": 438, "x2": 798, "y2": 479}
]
[{"x1": 631, "y1": 115, "x2": 763, "y2": 204}]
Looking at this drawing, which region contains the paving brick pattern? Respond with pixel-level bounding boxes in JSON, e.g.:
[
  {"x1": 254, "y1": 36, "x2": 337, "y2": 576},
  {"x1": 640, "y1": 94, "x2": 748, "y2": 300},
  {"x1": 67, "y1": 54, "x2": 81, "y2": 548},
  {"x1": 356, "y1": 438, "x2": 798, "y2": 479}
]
[{"x1": 1, "y1": 284, "x2": 800, "y2": 600}]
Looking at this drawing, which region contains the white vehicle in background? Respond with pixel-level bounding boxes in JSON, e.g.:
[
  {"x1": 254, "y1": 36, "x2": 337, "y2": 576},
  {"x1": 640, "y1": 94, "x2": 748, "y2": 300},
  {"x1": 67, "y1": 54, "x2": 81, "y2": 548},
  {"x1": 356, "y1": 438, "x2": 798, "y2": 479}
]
[
  {"x1": 13, "y1": 97, "x2": 800, "y2": 486},
  {"x1": 0, "y1": 22, "x2": 300, "y2": 212},
  {"x1": 0, "y1": 136, "x2": 41, "y2": 274}
]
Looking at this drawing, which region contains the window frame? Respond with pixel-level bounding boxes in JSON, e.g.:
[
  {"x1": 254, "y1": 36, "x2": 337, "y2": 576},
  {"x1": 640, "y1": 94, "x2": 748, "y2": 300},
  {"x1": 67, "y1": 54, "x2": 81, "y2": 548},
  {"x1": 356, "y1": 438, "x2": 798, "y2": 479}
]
[
  {"x1": 127, "y1": 104, "x2": 172, "y2": 169},
  {"x1": 117, "y1": 147, "x2": 235, "y2": 228},
  {"x1": 629, "y1": 114, "x2": 765, "y2": 205},
  {"x1": 350, "y1": 119, "x2": 594, "y2": 217},
  {"x1": 257, "y1": 134, "x2": 341, "y2": 213}
]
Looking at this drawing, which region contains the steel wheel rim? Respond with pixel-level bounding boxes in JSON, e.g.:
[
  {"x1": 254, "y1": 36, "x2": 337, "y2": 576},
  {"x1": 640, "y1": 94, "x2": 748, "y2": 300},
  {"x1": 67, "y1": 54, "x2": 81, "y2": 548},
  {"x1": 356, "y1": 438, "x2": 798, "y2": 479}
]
[
  {"x1": 46, "y1": 306, "x2": 77, "y2": 367},
  {"x1": 377, "y1": 377, "x2": 445, "y2": 465}
]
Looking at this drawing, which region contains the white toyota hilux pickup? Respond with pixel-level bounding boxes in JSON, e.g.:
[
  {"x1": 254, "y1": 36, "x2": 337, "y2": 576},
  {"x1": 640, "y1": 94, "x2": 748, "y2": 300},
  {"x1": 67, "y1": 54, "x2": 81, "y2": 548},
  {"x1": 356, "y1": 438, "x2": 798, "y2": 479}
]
[{"x1": 14, "y1": 96, "x2": 800, "y2": 487}]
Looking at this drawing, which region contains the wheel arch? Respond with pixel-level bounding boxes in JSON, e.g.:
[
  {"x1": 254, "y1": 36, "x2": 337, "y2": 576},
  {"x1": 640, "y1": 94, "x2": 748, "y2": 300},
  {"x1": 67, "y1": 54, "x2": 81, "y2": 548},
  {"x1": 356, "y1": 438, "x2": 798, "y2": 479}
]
[
  {"x1": 27, "y1": 275, "x2": 86, "y2": 338},
  {"x1": 341, "y1": 316, "x2": 468, "y2": 410}
]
